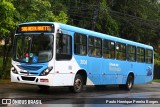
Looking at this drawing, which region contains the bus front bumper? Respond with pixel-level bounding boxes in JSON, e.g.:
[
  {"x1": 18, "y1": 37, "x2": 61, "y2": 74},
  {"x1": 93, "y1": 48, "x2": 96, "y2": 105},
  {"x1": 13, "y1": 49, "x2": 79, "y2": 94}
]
[{"x1": 11, "y1": 71, "x2": 54, "y2": 86}]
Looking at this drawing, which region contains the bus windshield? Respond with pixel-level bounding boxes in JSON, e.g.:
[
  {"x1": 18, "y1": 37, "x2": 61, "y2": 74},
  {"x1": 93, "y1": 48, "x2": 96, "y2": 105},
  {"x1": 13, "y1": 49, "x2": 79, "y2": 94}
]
[{"x1": 13, "y1": 34, "x2": 53, "y2": 63}]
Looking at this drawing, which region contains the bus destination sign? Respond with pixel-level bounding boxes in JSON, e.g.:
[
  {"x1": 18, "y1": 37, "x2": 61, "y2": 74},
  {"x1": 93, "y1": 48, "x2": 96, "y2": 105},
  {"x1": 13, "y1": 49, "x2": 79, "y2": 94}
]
[{"x1": 20, "y1": 26, "x2": 50, "y2": 32}]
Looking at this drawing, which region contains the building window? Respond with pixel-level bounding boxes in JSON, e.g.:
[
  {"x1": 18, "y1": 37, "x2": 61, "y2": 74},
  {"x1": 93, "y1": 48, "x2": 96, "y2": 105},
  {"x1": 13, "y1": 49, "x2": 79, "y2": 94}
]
[
  {"x1": 88, "y1": 36, "x2": 102, "y2": 57},
  {"x1": 74, "y1": 33, "x2": 87, "y2": 55},
  {"x1": 116, "y1": 42, "x2": 126, "y2": 60},
  {"x1": 103, "y1": 39, "x2": 115, "y2": 59}
]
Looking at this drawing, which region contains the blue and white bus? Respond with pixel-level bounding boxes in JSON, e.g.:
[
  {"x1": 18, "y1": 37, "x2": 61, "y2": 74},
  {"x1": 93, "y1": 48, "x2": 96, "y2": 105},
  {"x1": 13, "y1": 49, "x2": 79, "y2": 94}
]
[{"x1": 11, "y1": 22, "x2": 154, "y2": 93}]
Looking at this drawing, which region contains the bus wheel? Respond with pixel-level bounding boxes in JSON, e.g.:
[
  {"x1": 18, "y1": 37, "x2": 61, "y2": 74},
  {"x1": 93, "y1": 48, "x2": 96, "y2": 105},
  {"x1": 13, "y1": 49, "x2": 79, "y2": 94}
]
[
  {"x1": 126, "y1": 75, "x2": 134, "y2": 90},
  {"x1": 69, "y1": 74, "x2": 83, "y2": 93},
  {"x1": 119, "y1": 74, "x2": 134, "y2": 90},
  {"x1": 125, "y1": 74, "x2": 134, "y2": 90},
  {"x1": 38, "y1": 85, "x2": 50, "y2": 90}
]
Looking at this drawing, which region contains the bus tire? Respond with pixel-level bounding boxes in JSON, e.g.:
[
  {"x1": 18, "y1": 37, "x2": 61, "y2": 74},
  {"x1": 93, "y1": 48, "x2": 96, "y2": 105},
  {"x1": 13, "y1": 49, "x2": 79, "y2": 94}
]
[
  {"x1": 38, "y1": 85, "x2": 50, "y2": 90},
  {"x1": 119, "y1": 74, "x2": 134, "y2": 90},
  {"x1": 69, "y1": 74, "x2": 83, "y2": 93},
  {"x1": 125, "y1": 74, "x2": 134, "y2": 90}
]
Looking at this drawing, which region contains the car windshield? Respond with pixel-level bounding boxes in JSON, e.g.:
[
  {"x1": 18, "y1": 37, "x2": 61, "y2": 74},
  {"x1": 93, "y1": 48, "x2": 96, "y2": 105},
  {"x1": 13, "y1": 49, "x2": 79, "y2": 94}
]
[{"x1": 14, "y1": 34, "x2": 53, "y2": 63}]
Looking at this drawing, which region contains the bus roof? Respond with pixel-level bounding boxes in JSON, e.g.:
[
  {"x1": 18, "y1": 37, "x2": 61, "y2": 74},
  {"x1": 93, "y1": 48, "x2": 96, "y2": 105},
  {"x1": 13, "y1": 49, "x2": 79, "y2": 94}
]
[
  {"x1": 19, "y1": 22, "x2": 153, "y2": 50},
  {"x1": 18, "y1": 22, "x2": 55, "y2": 25}
]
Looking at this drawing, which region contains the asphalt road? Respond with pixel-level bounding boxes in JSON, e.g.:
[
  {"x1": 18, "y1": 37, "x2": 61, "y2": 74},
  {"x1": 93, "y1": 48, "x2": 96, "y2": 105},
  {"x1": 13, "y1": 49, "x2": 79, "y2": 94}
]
[{"x1": 0, "y1": 82, "x2": 160, "y2": 107}]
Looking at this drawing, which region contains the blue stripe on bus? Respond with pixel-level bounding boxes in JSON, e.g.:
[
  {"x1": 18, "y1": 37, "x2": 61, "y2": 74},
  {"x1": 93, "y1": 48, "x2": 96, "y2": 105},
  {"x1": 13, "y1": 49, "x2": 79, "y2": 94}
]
[{"x1": 19, "y1": 62, "x2": 48, "y2": 76}]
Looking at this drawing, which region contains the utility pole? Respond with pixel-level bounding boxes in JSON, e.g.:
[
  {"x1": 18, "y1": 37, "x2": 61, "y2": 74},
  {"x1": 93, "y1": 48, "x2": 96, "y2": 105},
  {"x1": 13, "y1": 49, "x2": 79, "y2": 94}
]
[{"x1": 91, "y1": 0, "x2": 100, "y2": 30}]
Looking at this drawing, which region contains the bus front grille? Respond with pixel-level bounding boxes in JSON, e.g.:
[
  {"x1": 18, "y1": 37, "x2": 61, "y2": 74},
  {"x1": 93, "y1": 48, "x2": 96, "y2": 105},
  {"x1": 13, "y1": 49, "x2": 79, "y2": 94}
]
[
  {"x1": 17, "y1": 65, "x2": 43, "y2": 71},
  {"x1": 21, "y1": 76, "x2": 36, "y2": 81}
]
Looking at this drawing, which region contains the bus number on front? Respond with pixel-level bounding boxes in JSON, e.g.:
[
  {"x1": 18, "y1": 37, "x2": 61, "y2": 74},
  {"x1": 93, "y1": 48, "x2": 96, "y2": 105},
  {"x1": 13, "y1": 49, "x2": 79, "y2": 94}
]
[{"x1": 80, "y1": 60, "x2": 87, "y2": 65}]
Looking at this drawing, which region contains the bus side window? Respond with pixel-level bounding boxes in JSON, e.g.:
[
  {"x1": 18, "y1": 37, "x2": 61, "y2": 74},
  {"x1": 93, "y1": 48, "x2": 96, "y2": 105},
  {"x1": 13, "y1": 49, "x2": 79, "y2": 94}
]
[
  {"x1": 145, "y1": 49, "x2": 153, "y2": 64},
  {"x1": 74, "y1": 33, "x2": 87, "y2": 55},
  {"x1": 103, "y1": 39, "x2": 115, "y2": 59},
  {"x1": 56, "y1": 33, "x2": 72, "y2": 60},
  {"x1": 116, "y1": 42, "x2": 126, "y2": 60},
  {"x1": 88, "y1": 36, "x2": 102, "y2": 57},
  {"x1": 127, "y1": 45, "x2": 136, "y2": 62},
  {"x1": 137, "y1": 47, "x2": 145, "y2": 62},
  {"x1": 92, "y1": 48, "x2": 97, "y2": 56}
]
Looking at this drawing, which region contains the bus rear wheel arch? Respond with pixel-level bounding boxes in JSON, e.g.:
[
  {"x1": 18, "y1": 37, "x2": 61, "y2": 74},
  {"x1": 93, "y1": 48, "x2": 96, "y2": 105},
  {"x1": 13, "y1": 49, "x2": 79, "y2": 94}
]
[
  {"x1": 119, "y1": 73, "x2": 134, "y2": 90},
  {"x1": 69, "y1": 70, "x2": 87, "y2": 93},
  {"x1": 126, "y1": 74, "x2": 134, "y2": 90}
]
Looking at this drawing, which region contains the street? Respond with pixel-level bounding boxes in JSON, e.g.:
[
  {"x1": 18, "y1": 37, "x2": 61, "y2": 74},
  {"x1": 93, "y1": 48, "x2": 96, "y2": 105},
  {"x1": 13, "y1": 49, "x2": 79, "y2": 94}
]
[{"x1": 0, "y1": 82, "x2": 160, "y2": 107}]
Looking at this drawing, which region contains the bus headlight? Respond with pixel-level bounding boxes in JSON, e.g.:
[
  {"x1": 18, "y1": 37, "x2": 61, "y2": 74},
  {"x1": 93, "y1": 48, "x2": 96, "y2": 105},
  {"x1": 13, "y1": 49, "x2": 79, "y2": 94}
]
[
  {"x1": 40, "y1": 67, "x2": 53, "y2": 76},
  {"x1": 11, "y1": 66, "x2": 18, "y2": 74}
]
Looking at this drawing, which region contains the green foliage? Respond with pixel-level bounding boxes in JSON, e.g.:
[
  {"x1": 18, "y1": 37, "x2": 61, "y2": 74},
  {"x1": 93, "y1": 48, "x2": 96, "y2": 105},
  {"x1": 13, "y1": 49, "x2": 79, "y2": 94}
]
[
  {"x1": 0, "y1": 0, "x2": 160, "y2": 79},
  {"x1": 153, "y1": 79, "x2": 160, "y2": 83},
  {"x1": 0, "y1": 0, "x2": 69, "y2": 79},
  {"x1": 0, "y1": 0, "x2": 15, "y2": 79},
  {"x1": 53, "y1": 11, "x2": 68, "y2": 23},
  {"x1": 0, "y1": 56, "x2": 11, "y2": 79},
  {"x1": 154, "y1": 52, "x2": 160, "y2": 66},
  {"x1": 0, "y1": 57, "x2": 2, "y2": 68},
  {"x1": 0, "y1": 69, "x2": 10, "y2": 79},
  {"x1": 13, "y1": 0, "x2": 68, "y2": 23},
  {"x1": 108, "y1": 0, "x2": 160, "y2": 78},
  {"x1": 13, "y1": 0, "x2": 53, "y2": 22},
  {"x1": 0, "y1": 0, "x2": 15, "y2": 36},
  {"x1": 96, "y1": 0, "x2": 119, "y2": 36},
  {"x1": 58, "y1": 0, "x2": 119, "y2": 35},
  {"x1": 0, "y1": 79, "x2": 11, "y2": 84},
  {"x1": 108, "y1": 0, "x2": 160, "y2": 43}
]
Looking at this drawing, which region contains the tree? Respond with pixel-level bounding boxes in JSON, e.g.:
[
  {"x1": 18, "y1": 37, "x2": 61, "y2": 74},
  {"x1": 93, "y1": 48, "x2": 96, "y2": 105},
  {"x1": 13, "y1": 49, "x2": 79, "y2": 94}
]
[
  {"x1": 0, "y1": 0, "x2": 15, "y2": 36},
  {"x1": 56, "y1": 0, "x2": 119, "y2": 36},
  {"x1": 108, "y1": 0, "x2": 160, "y2": 44},
  {"x1": 13, "y1": 0, "x2": 68, "y2": 23},
  {"x1": 0, "y1": 0, "x2": 68, "y2": 78},
  {"x1": 108, "y1": 0, "x2": 160, "y2": 78},
  {"x1": 96, "y1": 0, "x2": 119, "y2": 36},
  {"x1": 0, "y1": 0, "x2": 15, "y2": 74}
]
